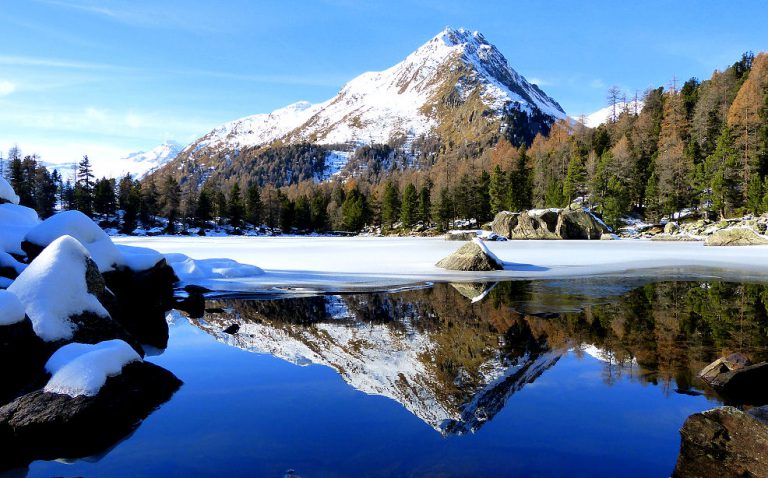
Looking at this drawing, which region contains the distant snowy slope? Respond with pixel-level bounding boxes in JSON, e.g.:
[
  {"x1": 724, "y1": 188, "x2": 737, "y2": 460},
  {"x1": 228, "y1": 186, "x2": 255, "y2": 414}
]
[
  {"x1": 119, "y1": 140, "x2": 184, "y2": 178},
  {"x1": 579, "y1": 100, "x2": 644, "y2": 128}
]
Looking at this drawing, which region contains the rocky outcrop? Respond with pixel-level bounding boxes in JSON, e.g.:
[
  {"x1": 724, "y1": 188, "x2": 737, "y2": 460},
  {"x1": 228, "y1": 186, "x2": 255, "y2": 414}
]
[
  {"x1": 673, "y1": 406, "x2": 768, "y2": 478},
  {"x1": 704, "y1": 227, "x2": 768, "y2": 246},
  {"x1": 0, "y1": 361, "x2": 181, "y2": 468},
  {"x1": 0, "y1": 318, "x2": 47, "y2": 404},
  {"x1": 102, "y1": 260, "x2": 178, "y2": 349},
  {"x1": 491, "y1": 205, "x2": 608, "y2": 240},
  {"x1": 555, "y1": 204, "x2": 608, "y2": 239},
  {"x1": 490, "y1": 212, "x2": 519, "y2": 238},
  {"x1": 511, "y1": 209, "x2": 560, "y2": 239},
  {"x1": 436, "y1": 240, "x2": 503, "y2": 271},
  {"x1": 699, "y1": 353, "x2": 768, "y2": 404}
]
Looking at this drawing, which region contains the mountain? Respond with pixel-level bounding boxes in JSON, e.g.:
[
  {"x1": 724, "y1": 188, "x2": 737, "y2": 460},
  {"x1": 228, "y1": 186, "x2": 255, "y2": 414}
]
[
  {"x1": 150, "y1": 27, "x2": 566, "y2": 188},
  {"x1": 580, "y1": 100, "x2": 644, "y2": 128},
  {"x1": 119, "y1": 140, "x2": 184, "y2": 178}
]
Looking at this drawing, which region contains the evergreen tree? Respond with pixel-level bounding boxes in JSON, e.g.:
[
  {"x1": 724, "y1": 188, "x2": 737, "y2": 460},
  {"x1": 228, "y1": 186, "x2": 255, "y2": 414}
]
[
  {"x1": 33, "y1": 166, "x2": 58, "y2": 218},
  {"x1": 341, "y1": 187, "x2": 368, "y2": 231},
  {"x1": 245, "y1": 183, "x2": 262, "y2": 226},
  {"x1": 310, "y1": 190, "x2": 328, "y2": 231},
  {"x1": 228, "y1": 183, "x2": 245, "y2": 228},
  {"x1": 706, "y1": 126, "x2": 740, "y2": 218},
  {"x1": 562, "y1": 151, "x2": 586, "y2": 204},
  {"x1": 400, "y1": 183, "x2": 417, "y2": 227},
  {"x1": 93, "y1": 178, "x2": 117, "y2": 216},
  {"x1": 196, "y1": 189, "x2": 213, "y2": 225},
  {"x1": 381, "y1": 182, "x2": 400, "y2": 229},
  {"x1": 489, "y1": 165, "x2": 508, "y2": 214},
  {"x1": 161, "y1": 176, "x2": 181, "y2": 233},
  {"x1": 215, "y1": 190, "x2": 228, "y2": 225},
  {"x1": 417, "y1": 183, "x2": 432, "y2": 224},
  {"x1": 74, "y1": 155, "x2": 95, "y2": 216},
  {"x1": 294, "y1": 195, "x2": 311, "y2": 230},
  {"x1": 432, "y1": 187, "x2": 453, "y2": 231}
]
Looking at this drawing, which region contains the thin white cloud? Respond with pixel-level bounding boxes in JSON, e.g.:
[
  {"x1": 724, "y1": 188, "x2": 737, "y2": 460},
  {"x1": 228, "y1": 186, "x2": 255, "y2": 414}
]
[
  {"x1": 0, "y1": 55, "x2": 131, "y2": 71},
  {"x1": 0, "y1": 81, "x2": 16, "y2": 96},
  {"x1": 527, "y1": 77, "x2": 552, "y2": 87}
]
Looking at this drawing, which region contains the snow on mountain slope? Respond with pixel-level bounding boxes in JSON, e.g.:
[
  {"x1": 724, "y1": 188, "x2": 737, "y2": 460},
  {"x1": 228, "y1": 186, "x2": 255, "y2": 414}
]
[
  {"x1": 580, "y1": 100, "x2": 644, "y2": 128},
  {"x1": 176, "y1": 27, "x2": 565, "y2": 160},
  {"x1": 119, "y1": 140, "x2": 184, "y2": 178}
]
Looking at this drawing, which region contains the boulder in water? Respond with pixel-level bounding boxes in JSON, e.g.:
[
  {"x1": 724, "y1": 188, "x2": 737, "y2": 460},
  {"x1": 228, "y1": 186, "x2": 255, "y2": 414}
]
[
  {"x1": 436, "y1": 239, "x2": 503, "y2": 271},
  {"x1": 673, "y1": 406, "x2": 768, "y2": 478}
]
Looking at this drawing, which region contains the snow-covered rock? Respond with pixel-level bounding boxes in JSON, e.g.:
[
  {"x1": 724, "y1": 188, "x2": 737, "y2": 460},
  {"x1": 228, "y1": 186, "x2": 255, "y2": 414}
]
[
  {"x1": 8, "y1": 235, "x2": 110, "y2": 342},
  {"x1": 0, "y1": 203, "x2": 40, "y2": 255},
  {"x1": 0, "y1": 290, "x2": 25, "y2": 326},
  {"x1": 44, "y1": 340, "x2": 141, "y2": 397},
  {"x1": 164, "y1": 253, "x2": 264, "y2": 282},
  {"x1": 23, "y1": 211, "x2": 123, "y2": 272},
  {"x1": 0, "y1": 176, "x2": 20, "y2": 205}
]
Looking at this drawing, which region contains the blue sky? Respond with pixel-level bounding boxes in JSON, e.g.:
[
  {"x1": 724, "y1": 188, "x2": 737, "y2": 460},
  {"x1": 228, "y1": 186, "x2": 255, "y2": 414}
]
[{"x1": 1, "y1": 0, "x2": 766, "y2": 175}]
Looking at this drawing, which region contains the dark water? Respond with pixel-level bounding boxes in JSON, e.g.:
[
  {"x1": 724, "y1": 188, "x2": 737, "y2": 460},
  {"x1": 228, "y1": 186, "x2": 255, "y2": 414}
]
[{"x1": 13, "y1": 279, "x2": 768, "y2": 477}]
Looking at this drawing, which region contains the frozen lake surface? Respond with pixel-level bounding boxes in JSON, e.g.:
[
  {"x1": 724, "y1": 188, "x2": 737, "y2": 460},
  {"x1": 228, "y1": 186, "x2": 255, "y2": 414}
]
[{"x1": 115, "y1": 236, "x2": 768, "y2": 291}]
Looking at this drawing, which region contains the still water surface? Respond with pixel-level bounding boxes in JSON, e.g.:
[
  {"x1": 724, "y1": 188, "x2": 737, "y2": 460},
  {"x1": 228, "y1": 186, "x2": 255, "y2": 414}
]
[{"x1": 17, "y1": 278, "x2": 768, "y2": 477}]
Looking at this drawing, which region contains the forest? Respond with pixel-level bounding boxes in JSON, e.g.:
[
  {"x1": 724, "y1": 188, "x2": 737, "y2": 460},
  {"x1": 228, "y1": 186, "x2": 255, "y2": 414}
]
[{"x1": 3, "y1": 51, "x2": 767, "y2": 235}]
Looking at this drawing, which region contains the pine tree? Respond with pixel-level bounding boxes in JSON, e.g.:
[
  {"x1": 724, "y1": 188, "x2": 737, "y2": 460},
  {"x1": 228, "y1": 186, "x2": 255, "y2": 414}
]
[
  {"x1": 228, "y1": 183, "x2": 244, "y2": 228},
  {"x1": 196, "y1": 189, "x2": 213, "y2": 225},
  {"x1": 706, "y1": 126, "x2": 741, "y2": 218},
  {"x1": 33, "y1": 166, "x2": 57, "y2": 218},
  {"x1": 341, "y1": 187, "x2": 368, "y2": 231},
  {"x1": 381, "y1": 182, "x2": 400, "y2": 229},
  {"x1": 562, "y1": 151, "x2": 586, "y2": 204},
  {"x1": 417, "y1": 183, "x2": 432, "y2": 224},
  {"x1": 93, "y1": 178, "x2": 117, "y2": 216},
  {"x1": 432, "y1": 187, "x2": 453, "y2": 231},
  {"x1": 603, "y1": 177, "x2": 630, "y2": 230},
  {"x1": 245, "y1": 183, "x2": 262, "y2": 226},
  {"x1": 161, "y1": 176, "x2": 181, "y2": 233},
  {"x1": 400, "y1": 183, "x2": 417, "y2": 227},
  {"x1": 294, "y1": 195, "x2": 311, "y2": 231},
  {"x1": 74, "y1": 155, "x2": 95, "y2": 216}
]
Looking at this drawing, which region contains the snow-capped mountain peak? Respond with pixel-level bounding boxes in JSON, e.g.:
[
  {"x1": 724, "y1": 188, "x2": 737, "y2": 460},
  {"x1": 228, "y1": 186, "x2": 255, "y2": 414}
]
[
  {"x1": 579, "y1": 100, "x2": 644, "y2": 128},
  {"x1": 172, "y1": 27, "x2": 566, "y2": 167}
]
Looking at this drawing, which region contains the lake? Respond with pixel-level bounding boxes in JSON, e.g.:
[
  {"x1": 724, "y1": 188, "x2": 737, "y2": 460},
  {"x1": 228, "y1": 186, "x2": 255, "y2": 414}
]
[{"x1": 11, "y1": 278, "x2": 768, "y2": 477}]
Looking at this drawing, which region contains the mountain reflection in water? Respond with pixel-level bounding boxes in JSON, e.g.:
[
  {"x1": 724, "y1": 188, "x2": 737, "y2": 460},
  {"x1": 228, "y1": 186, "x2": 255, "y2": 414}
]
[{"x1": 191, "y1": 279, "x2": 768, "y2": 435}]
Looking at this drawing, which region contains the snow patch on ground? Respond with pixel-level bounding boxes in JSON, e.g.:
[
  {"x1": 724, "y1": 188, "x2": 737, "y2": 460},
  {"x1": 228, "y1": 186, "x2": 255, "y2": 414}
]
[{"x1": 44, "y1": 340, "x2": 141, "y2": 397}]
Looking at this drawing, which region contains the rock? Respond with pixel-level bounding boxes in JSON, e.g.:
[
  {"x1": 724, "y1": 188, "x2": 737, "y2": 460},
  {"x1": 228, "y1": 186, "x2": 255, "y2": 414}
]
[
  {"x1": 646, "y1": 225, "x2": 664, "y2": 235},
  {"x1": 445, "y1": 231, "x2": 477, "y2": 241},
  {"x1": 0, "y1": 361, "x2": 182, "y2": 468},
  {"x1": 450, "y1": 282, "x2": 497, "y2": 303},
  {"x1": 555, "y1": 204, "x2": 608, "y2": 239},
  {"x1": 664, "y1": 222, "x2": 679, "y2": 234},
  {"x1": 436, "y1": 240, "x2": 503, "y2": 271},
  {"x1": 673, "y1": 406, "x2": 768, "y2": 478},
  {"x1": 0, "y1": 318, "x2": 47, "y2": 403},
  {"x1": 510, "y1": 210, "x2": 559, "y2": 239},
  {"x1": 600, "y1": 233, "x2": 615, "y2": 240},
  {"x1": 490, "y1": 211, "x2": 519, "y2": 238},
  {"x1": 223, "y1": 324, "x2": 240, "y2": 335},
  {"x1": 698, "y1": 353, "x2": 768, "y2": 404},
  {"x1": 705, "y1": 228, "x2": 768, "y2": 246},
  {"x1": 102, "y1": 259, "x2": 178, "y2": 349}
]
